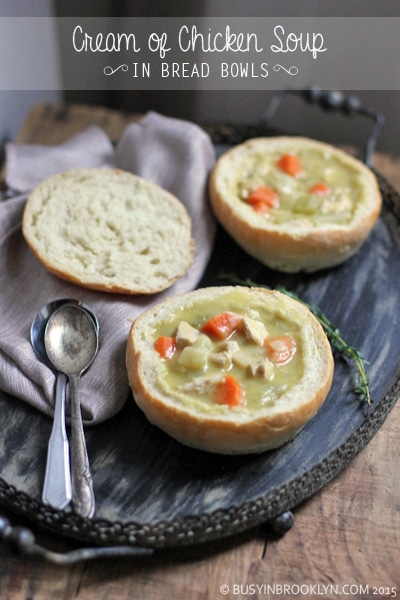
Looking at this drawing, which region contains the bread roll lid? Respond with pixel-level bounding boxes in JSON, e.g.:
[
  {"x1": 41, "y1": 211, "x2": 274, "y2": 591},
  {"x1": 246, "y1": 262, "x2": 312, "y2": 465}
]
[
  {"x1": 22, "y1": 168, "x2": 194, "y2": 294},
  {"x1": 126, "y1": 286, "x2": 334, "y2": 454}
]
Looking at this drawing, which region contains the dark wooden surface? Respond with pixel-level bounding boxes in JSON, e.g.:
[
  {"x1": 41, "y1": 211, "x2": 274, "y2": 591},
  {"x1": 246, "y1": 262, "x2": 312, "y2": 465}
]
[{"x1": 0, "y1": 103, "x2": 399, "y2": 599}]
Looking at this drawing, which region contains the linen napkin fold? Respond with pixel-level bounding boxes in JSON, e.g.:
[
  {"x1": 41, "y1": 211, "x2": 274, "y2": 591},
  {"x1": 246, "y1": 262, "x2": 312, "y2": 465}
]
[{"x1": 0, "y1": 111, "x2": 216, "y2": 425}]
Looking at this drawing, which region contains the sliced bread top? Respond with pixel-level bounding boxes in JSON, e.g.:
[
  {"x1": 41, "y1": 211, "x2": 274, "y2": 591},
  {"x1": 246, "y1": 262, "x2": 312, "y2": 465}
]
[{"x1": 22, "y1": 168, "x2": 194, "y2": 294}]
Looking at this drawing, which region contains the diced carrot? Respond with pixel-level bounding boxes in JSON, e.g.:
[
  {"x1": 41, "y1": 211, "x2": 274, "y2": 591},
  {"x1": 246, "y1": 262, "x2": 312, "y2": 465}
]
[
  {"x1": 277, "y1": 154, "x2": 303, "y2": 177},
  {"x1": 249, "y1": 200, "x2": 271, "y2": 214},
  {"x1": 309, "y1": 182, "x2": 330, "y2": 195},
  {"x1": 200, "y1": 312, "x2": 242, "y2": 340},
  {"x1": 264, "y1": 334, "x2": 296, "y2": 365},
  {"x1": 247, "y1": 186, "x2": 279, "y2": 210},
  {"x1": 214, "y1": 375, "x2": 244, "y2": 407},
  {"x1": 155, "y1": 336, "x2": 177, "y2": 359}
]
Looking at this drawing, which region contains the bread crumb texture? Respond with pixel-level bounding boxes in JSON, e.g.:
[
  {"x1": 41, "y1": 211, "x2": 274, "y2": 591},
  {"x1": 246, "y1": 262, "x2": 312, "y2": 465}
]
[{"x1": 22, "y1": 168, "x2": 194, "y2": 294}]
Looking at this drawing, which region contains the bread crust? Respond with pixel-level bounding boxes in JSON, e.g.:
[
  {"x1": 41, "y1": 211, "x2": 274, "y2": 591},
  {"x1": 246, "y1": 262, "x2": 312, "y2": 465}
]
[
  {"x1": 126, "y1": 286, "x2": 334, "y2": 454},
  {"x1": 209, "y1": 137, "x2": 382, "y2": 273},
  {"x1": 22, "y1": 168, "x2": 194, "y2": 294}
]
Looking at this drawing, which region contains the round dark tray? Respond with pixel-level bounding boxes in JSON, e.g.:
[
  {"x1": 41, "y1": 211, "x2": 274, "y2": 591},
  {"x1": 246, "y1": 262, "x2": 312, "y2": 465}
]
[{"x1": 1, "y1": 131, "x2": 400, "y2": 556}]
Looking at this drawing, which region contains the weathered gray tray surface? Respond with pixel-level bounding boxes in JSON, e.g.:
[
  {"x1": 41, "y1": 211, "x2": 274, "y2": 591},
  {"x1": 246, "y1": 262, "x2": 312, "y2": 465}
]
[{"x1": 1, "y1": 145, "x2": 400, "y2": 551}]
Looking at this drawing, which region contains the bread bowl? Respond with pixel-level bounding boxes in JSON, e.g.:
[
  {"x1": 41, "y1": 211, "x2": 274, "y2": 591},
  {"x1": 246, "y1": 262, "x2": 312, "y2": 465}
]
[
  {"x1": 22, "y1": 168, "x2": 194, "y2": 294},
  {"x1": 126, "y1": 286, "x2": 334, "y2": 454},
  {"x1": 209, "y1": 137, "x2": 382, "y2": 272}
]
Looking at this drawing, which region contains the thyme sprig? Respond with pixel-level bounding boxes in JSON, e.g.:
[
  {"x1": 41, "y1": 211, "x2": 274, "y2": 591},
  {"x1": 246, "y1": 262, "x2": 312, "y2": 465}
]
[{"x1": 219, "y1": 273, "x2": 373, "y2": 408}]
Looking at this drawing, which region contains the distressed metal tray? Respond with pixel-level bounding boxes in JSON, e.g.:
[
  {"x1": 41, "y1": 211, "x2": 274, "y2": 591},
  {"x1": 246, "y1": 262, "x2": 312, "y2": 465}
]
[{"x1": 1, "y1": 115, "x2": 400, "y2": 562}]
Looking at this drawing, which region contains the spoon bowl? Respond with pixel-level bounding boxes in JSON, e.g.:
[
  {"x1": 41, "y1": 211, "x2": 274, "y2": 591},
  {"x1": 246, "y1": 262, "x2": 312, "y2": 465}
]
[
  {"x1": 31, "y1": 299, "x2": 99, "y2": 367},
  {"x1": 45, "y1": 304, "x2": 99, "y2": 377},
  {"x1": 45, "y1": 304, "x2": 99, "y2": 519}
]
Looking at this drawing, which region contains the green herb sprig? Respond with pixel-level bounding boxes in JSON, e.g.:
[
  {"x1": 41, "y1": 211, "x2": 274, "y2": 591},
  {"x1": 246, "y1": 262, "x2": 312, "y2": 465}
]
[{"x1": 219, "y1": 273, "x2": 373, "y2": 409}]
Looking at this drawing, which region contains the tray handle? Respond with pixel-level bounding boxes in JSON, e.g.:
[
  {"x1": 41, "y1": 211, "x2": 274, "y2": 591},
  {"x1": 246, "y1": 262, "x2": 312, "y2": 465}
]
[
  {"x1": 260, "y1": 87, "x2": 385, "y2": 166},
  {"x1": 0, "y1": 510, "x2": 294, "y2": 563},
  {"x1": 0, "y1": 513, "x2": 153, "y2": 564}
]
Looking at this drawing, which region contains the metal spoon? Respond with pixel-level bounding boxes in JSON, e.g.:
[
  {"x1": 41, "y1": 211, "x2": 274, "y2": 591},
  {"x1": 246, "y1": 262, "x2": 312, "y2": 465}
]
[
  {"x1": 44, "y1": 304, "x2": 99, "y2": 519},
  {"x1": 31, "y1": 299, "x2": 99, "y2": 511}
]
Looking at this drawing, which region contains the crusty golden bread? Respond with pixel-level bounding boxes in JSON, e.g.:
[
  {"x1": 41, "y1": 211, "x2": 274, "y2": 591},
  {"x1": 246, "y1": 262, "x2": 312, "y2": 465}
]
[
  {"x1": 209, "y1": 137, "x2": 382, "y2": 273},
  {"x1": 22, "y1": 168, "x2": 194, "y2": 294},
  {"x1": 126, "y1": 286, "x2": 334, "y2": 454}
]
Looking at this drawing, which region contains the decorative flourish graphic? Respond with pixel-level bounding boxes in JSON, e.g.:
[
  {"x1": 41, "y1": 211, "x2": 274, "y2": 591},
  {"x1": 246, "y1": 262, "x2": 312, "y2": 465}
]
[
  {"x1": 273, "y1": 64, "x2": 298, "y2": 75},
  {"x1": 104, "y1": 64, "x2": 129, "y2": 76}
]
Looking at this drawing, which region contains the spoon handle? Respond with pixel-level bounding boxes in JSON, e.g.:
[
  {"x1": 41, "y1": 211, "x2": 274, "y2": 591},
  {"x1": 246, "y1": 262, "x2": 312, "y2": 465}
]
[
  {"x1": 69, "y1": 374, "x2": 95, "y2": 519},
  {"x1": 42, "y1": 373, "x2": 72, "y2": 509}
]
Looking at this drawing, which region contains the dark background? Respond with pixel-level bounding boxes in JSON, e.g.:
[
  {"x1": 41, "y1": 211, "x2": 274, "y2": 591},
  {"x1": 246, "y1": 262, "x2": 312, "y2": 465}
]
[{"x1": 1, "y1": 0, "x2": 399, "y2": 156}]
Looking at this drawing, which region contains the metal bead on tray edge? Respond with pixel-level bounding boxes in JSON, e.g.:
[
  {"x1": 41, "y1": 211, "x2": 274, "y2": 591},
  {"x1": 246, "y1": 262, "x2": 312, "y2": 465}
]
[{"x1": 268, "y1": 511, "x2": 295, "y2": 536}]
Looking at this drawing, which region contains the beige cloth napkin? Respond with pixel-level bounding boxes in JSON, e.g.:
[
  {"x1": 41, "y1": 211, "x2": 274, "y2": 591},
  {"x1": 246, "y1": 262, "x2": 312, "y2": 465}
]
[{"x1": 0, "y1": 112, "x2": 216, "y2": 424}]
